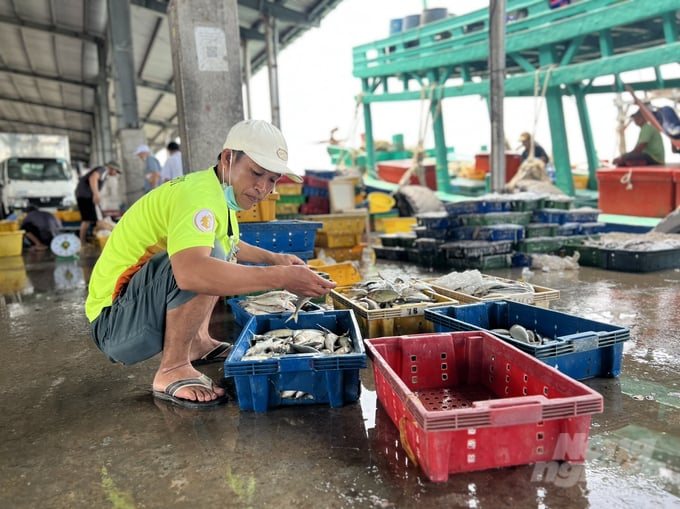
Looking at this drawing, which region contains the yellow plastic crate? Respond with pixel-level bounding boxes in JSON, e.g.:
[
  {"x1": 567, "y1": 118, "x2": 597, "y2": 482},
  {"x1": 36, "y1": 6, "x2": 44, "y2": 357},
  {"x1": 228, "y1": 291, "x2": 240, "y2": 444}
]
[
  {"x1": 0, "y1": 255, "x2": 27, "y2": 293},
  {"x1": 0, "y1": 230, "x2": 25, "y2": 257},
  {"x1": 236, "y1": 193, "x2": 280, "y2": 223},
  {"x1": 275, "y1": 202, "x2": 300, "y2": 215},
  {"x1": 54, "y1": 210, "x2": 82, "y2": 222},
  {"x1": 0, "y1": 220, "x2": 19, "y2": 232},
  {"x1": 330, "y1": 285, "x2": 458, "y2": 338},
  {"x1": 427, "y1": 275, "x2": 560, "y2": 308},
  {"x1": 315, "y1": 231, "x2": 363, "y2": 248},
  {"x1": 380, "y1": 216, "x2": 417, "y2": 233},
  {"x1": 304, "y1": 210, "x2": 367, "y2": 234},
  {"x1": 314, "y1": 244, "x2": 366, "y2": 262},
  {"x1": 307, "y1": 260, "x2": 362, "y2": 287},
  {"x1": 275, "y1": 183, "x2": 303, "y2": 195},
  {"x1": 573, "y1": 173, "x2": 589, "y2": 189}
]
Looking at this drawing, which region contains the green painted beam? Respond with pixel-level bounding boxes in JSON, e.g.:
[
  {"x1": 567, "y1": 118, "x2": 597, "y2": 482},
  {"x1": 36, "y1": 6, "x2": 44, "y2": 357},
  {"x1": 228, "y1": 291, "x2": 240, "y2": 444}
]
[
  {"x1": 573, "y1": 89, "x2": 599, "y2": 188},
  {"x1": 353, "y1": 0, "x2": 678, "y2": 79},
  {"x1": 358, "y1": 43, "x2": 680, "y2": 104}
]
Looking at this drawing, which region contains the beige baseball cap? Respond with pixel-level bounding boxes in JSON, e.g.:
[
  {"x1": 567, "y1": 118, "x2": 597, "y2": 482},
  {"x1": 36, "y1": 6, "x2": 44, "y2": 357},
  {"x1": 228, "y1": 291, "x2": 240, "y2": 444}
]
[{"x1": 223, "y1": 119, "x2": 303, "y2": 183}]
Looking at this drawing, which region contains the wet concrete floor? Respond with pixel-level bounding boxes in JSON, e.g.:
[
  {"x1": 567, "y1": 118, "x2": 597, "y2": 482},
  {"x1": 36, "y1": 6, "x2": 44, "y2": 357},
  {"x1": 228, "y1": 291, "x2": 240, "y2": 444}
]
[{"x1": 1, "y1": 247, "x2": 679, "y2": 508}]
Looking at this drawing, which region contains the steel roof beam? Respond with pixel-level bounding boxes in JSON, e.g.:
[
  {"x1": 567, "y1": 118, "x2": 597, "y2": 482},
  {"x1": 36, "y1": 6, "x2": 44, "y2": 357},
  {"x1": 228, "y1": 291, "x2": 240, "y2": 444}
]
[
  {"x1": 0, "y1": 96, "x2": 93, "y2": 116},
  {"x1": 0, "y1": 117, "x2": 90, "y2": 134},
  {"x1": 0, "y1": 65, "x2": 97, "y2": 89},
  {"x1": 238, "y1": 0, "x2": 312, "y2": 24},
  {"x1": 0, "y1": 14, "x2": 103, "y2": 45}
]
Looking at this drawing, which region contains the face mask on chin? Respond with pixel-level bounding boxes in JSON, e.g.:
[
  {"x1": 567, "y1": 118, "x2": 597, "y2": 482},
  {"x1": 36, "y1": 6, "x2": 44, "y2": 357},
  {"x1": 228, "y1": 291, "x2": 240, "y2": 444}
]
[
  {"x1": 222, "y1": 183, "x2": 245, "y2": 211},
  {"x1": 221, "y1": 152, "x2": 246, "y2": 211}
]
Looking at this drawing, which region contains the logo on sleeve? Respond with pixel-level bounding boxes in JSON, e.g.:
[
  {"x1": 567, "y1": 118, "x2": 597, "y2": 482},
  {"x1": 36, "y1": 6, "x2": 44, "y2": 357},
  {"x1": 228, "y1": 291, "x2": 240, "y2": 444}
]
[{"x1": 193, "y1": 209, "x2": 215, "y2": 232}]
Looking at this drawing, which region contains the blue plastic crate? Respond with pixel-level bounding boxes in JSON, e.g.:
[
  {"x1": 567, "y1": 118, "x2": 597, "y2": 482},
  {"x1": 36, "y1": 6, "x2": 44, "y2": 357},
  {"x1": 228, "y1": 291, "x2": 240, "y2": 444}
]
[
  {"x1": 227, "y1": 296, "x2": 324, "y2": 327},
  {"x1": 557, "y1": 222, "x2": 580, "y2": 236},
  {"x1": 224, "y1": 310, "x2": 366, "y2": 412},
  {"x1": 424, "y1": 300, "x2": 630, "y2": 380},
  {"x1": 450, "y1": 224, "x2": 525, "y2": 242},
  {"x1": 304, "y1": 169, "x2": 336, "y2": 180},
  {"x1": 303, "y1": 185, "x2": 329, "y2": 198},
  {"x1": 532, "y1": 208, "x2": 569, "y2": 224},
  {"x1": 239, "y1": 220, "x2": 322, "y2": 252},
  {"x1": 579, "y1": 222, "x2": 606, "y2": 235},
  {"x1": 441, "y1": 240, "x2": 514, "y2": 258},
  {"x1": 563, "y1": 208, "x2": 601, "y2": 223},
  {"x1": 413, "y1": 226, "x2": 450, "y2": 240},
  {"x1": 416, "y1": 212, "x2": 452, "y2": 230},
  {"x1": 444, "y1": 196, "x2": 513, "y2": 215}
]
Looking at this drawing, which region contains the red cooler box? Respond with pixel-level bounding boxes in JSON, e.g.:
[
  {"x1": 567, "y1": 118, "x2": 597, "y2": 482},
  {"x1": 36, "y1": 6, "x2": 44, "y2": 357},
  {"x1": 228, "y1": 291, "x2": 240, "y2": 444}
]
[
  {"x1": 376, "y1": 159, "x2": 437, "y2": 190},
  {"x1": 475, "y1": 152, "x2": 523, "y2": 183},
  {"x1": 596, "y1": 167, "x2": 676, "y2": 217}
]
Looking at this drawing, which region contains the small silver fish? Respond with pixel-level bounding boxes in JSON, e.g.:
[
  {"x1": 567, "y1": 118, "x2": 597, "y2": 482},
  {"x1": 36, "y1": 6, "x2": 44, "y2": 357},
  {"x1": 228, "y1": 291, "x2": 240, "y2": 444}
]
[{"x1": 284, "y1": 296, "x2": 312, "y2": 323}]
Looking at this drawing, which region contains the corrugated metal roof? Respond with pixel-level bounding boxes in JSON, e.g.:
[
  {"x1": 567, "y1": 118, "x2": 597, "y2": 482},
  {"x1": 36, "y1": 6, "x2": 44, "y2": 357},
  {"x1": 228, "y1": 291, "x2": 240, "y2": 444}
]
[{"x1": 0, "y1": 0, "x2": 343, "y2": 162}]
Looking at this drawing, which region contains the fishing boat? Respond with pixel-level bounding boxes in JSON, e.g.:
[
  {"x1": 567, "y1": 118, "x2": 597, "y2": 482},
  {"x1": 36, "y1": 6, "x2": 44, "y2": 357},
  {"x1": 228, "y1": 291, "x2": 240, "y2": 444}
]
[{"x1": 340, "y1": 0, "x2": 680, "y2": 232}]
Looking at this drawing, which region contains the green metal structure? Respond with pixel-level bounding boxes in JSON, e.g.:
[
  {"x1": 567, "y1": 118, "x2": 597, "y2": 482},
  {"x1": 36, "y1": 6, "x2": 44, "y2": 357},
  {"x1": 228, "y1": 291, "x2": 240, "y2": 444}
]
[{"x1": 352, "y1": 0, "x2": 680, "y2": 197}]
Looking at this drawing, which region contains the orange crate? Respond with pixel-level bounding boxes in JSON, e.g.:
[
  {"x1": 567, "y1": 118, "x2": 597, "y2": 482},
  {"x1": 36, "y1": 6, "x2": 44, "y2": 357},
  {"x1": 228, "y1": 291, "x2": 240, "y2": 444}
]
[{"x1": 236, "y1": 193, "x2": 280, "y2": 222}]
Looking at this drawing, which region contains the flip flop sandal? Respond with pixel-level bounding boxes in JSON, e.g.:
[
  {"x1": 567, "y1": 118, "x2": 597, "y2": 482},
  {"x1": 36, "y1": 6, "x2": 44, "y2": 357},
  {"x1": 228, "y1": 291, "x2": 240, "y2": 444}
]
[
  {"x1": 192, "y1": 342, "x2": 233, "y2": 366},
  {"x1": 152, "y1": 374, "x2": 227, "y2": 409}
]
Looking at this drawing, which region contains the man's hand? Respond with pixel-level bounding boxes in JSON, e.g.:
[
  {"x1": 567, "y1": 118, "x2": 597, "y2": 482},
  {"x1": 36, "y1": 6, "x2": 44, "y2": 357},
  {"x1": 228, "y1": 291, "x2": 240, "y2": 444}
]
[
  {"x1": 275, "y1": 252, "x2": 306, "y2": 266},
  {"x1": 281, "y1": 265, "x2": 337, "y2": 298}
]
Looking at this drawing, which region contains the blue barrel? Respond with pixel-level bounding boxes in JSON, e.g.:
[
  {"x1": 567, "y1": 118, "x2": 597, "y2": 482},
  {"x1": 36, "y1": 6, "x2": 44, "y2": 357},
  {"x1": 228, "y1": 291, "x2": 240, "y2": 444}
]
[
  {"x1": 402, "y1": 14, "x2": 421, "y2": 30},
  {"x1": 389, "y1": 18, "x2": 403, "y2": 35},
  {"x1": 421, "y1": 8, "x2": 448, "y2": 25}
]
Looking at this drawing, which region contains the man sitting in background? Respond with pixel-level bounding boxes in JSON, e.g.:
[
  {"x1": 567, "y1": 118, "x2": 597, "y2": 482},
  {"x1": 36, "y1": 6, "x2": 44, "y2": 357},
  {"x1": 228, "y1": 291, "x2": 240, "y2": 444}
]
[
  {"x1": 613, "y1": 108, "x2": 665, "y2": 167},
  {"x1": 21, "y1": 206, "x2": 62, "y2": 251}
]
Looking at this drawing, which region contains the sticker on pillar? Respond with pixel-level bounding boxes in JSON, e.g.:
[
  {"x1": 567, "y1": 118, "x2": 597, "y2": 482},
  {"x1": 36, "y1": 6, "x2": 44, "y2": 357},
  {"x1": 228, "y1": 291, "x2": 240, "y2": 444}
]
[{"x1": 195, "y1": 27, "x2": 228, "y2": 72}]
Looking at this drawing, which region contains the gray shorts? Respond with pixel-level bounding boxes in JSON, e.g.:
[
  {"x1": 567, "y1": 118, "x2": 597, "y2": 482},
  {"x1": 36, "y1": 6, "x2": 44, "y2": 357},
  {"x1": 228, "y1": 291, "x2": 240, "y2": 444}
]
[{"x1": 90, "y1": 252, "x2": 197, "y2": 365}]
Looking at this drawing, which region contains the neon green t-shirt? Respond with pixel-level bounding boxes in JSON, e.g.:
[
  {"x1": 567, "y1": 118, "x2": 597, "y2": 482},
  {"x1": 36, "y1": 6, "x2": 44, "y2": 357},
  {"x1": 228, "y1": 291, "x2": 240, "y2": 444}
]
[
  {"x1": 85, "y1": 167, "x2": 239, "y2": 322},
  {"x1": 638, "y1": 123, "x2": 665, "y2": 164}
]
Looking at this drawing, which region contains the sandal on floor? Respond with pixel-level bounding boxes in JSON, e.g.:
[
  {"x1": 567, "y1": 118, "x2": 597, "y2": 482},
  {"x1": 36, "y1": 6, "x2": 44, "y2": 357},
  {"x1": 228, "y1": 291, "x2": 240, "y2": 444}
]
[
  {"x1": 152, "y1": 374, "x2": 227, "y2": 409},
  {"x1": 191, "y1": 342, "x2": 233, "y2": 366}
]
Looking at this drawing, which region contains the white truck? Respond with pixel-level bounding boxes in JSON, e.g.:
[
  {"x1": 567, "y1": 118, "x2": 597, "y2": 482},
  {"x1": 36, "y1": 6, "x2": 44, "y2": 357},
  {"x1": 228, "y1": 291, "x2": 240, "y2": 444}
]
[{"x1": 0, "y1": 133, "x2": 77, "y2": 218}]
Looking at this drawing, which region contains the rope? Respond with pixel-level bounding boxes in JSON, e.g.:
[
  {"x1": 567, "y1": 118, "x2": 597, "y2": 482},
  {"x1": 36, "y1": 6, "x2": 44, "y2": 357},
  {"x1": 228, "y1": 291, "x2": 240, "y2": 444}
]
[
  {"x1": 528, "y1": 65, "x2": 557, "y2": 162},
  {"x1": 393, "y1": 83, "x2": 438, "y2": 193},
  {"x1": 333, "y1": 92, "x2": 364, "y2": 172},
  {"x1": 620, "y1": 168, "x2": 633, "y2": 190}
]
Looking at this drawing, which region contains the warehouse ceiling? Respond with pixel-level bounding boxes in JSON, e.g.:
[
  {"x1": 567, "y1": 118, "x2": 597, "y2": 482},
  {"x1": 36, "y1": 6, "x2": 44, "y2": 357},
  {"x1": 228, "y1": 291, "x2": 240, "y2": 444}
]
[{"x1": 0, "y1": 0, "x2": 343, "y2": 163}]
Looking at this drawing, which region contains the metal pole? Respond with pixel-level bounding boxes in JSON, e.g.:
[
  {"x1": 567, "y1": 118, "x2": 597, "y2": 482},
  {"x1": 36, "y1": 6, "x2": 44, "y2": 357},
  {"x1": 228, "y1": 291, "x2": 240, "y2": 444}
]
[
  {"x1": 242, "y1": 39, "x2": 252, "y2": 120},
  {"x1": 489, "y1": 0, "x2": 507, "y2": 191},
  {"x1": 264, "y1": 15, "x2": 281, "y2": 128}
]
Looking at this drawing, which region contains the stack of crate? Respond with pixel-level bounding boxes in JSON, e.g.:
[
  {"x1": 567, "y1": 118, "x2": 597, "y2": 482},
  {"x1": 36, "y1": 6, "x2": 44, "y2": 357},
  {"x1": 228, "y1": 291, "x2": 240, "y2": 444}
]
[
  {"x1": 515, "y1": 193, "x2": 603, "y2": 256},
  {"x1": 274, "y1": 177, "x2": 305, "y2": 219},
  {"x1": 238, "y1": 219, "x2": 323, "y2": 262},
  {"x1": 236, "y1": 192, "x2": 280, "y2": 222},
  {"x1": 304, "y1": 210, "x2": 368, "y2": 262},
  {"x1": 402, "y1": 195, "x2": 528, "y2": 270},
  {"x1": 299, "y1": 170, "x2": 335, "y2": 215}
]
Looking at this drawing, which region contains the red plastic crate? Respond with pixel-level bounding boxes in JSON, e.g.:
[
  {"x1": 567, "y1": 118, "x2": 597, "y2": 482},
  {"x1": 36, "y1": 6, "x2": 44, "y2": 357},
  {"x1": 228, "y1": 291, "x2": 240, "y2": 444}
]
[
  {"x1": 365, "y1": 331, "x2": 603, "y2": 482},
  {"x1": 376, "y1": 159, "x2": 437, "y2": 190},
  {"x1": 596, "y1": 166, "x2": 677, "y2": 217}
]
